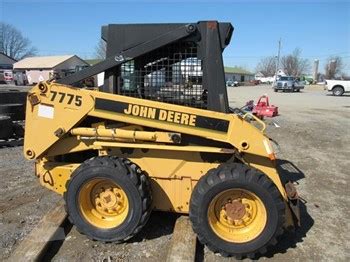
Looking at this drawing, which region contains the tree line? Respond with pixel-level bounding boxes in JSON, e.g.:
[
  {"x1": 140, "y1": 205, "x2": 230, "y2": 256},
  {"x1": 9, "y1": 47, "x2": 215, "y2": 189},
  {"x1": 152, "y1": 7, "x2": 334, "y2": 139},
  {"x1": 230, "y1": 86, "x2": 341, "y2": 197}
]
[
  {"x1": 0, "y1": 22, "x2": 37, "y2": 60},
  {"x1": 256, "y1": 48, "x2": 345, "y2": 80}
]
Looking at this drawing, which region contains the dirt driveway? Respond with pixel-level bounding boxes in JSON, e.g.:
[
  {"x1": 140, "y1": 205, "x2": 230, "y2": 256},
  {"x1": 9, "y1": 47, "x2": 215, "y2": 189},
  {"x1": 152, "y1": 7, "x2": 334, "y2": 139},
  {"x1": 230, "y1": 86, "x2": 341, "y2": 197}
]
[
  {"x1": 0, "y1": 85, "x2": 349, "y2": 261},
  {"x1": 203, "y1": 85, "x2": 350, "y2": 261}
]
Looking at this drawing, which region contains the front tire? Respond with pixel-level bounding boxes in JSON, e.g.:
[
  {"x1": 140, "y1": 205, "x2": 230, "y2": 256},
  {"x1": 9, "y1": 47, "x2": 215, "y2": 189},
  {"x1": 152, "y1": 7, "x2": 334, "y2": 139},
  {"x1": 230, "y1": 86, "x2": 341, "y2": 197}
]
[
  {"x1": 332, "y1": 86, "x2": 344, "y2": 96},
  {"x1": 190, "y1": 163, "x2": 285, "y2": 258},
  {"x1": 64, "y1": 156, "x2": 152, "y2": 242}
]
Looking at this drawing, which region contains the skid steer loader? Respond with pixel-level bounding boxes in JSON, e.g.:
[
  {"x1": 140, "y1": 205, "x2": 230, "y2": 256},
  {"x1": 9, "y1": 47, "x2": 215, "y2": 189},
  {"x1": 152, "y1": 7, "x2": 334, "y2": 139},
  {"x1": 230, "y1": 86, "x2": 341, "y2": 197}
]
[{"x1": 24, "y1": 21, "x2": 300, "y2": 258}]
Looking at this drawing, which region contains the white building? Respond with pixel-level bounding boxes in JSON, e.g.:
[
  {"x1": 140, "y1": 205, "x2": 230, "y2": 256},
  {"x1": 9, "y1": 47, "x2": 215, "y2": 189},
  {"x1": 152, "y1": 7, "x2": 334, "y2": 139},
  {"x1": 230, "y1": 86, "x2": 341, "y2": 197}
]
[{"x1": 14, "y1": 55, "x2": 88, "y2": 85}]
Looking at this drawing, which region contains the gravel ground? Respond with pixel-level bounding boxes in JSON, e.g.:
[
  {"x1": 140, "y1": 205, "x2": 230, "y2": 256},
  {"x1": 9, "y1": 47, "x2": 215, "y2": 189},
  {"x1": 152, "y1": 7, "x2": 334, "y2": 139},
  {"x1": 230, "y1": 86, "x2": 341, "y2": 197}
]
[
  {"x1": 0, "y1": 147, "x2": 60, "y2": 260},
  {"x1": 206, "y1": 85, "x2": 350, "y2": 261},
  {"x1": 0, "y1": 84, "x2": 349, "y2": 261},
  {"x1": 48, "y1": 212, "x2": 179, "y2": 262}
]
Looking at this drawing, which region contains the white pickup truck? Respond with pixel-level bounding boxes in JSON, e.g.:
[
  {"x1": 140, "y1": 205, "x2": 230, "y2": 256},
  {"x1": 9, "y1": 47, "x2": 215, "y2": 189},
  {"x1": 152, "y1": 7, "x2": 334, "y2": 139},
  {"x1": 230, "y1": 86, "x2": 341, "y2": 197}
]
[{"x1": 325, "y1": 80, "x2": 350, "y2": 96}]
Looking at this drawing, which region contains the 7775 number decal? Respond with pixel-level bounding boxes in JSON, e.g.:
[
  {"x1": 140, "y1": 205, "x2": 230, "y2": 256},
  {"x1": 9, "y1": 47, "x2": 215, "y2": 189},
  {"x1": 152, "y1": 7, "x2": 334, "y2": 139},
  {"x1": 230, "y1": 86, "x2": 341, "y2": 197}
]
[{"x1": 50, "y1": 91, "x2": 82, "y2": 107}]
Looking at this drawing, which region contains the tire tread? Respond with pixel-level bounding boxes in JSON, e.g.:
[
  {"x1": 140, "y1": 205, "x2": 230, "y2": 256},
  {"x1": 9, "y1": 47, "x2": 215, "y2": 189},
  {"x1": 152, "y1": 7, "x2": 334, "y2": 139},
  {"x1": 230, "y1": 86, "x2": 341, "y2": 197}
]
[
  {"x1": 63, "y1": 156, "x2": 152, "y2": 242},
  {"x1": 189, "y1": 162, "x2": 285, "y2": 259}
]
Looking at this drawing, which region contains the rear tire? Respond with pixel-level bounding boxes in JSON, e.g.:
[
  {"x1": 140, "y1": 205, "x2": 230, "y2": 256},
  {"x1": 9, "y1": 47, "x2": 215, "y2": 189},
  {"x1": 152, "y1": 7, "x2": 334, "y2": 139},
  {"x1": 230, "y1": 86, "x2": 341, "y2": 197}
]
[
  {"x1": 0, "y1": 115, "x2": 13, "y2": 140},
  {"x1": 13, "y1": 123, "x2": 24, "y2": 137},
  {"x1": 332, "y1": 86, "x2": 344, "y2": 96},
  {"x1": 64, "y1": 156, "x2": 152, "y2": 242},
  {"x1": 0, "y1": 104, "x2": 25, "y2": 121},
  {"x1": 190, "y1": 163, "x2": 285, "y2": 258}
]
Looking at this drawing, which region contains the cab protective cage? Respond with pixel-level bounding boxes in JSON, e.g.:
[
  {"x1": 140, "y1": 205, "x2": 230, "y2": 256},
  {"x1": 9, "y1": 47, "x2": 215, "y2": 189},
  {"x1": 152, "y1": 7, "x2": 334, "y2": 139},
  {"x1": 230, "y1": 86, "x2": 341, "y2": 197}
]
[{"x1": 58, "y1": 21, "x2": 233, "y2": 112}]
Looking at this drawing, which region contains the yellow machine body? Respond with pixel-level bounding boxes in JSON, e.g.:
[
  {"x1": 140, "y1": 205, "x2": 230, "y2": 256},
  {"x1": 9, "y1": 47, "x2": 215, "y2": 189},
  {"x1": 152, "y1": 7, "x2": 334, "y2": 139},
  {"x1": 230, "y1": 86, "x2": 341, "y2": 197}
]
[{"x1": 24, "y1": 82, "x2": 295, "y2": 227}]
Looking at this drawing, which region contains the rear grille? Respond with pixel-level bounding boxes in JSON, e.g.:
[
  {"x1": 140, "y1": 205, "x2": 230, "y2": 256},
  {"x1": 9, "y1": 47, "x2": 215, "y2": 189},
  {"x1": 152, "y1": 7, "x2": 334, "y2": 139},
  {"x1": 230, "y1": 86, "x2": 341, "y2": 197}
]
[{"x1": 119, "y1": 42, "x2": 206, "y2": 109}]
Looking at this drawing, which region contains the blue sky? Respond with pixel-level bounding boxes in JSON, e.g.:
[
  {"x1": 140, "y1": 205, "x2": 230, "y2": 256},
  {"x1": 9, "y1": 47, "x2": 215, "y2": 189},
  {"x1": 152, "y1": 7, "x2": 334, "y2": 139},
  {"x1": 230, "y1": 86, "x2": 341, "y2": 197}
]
[{"x1": 1, "y1": 0, "x2": 350, "y2": 73}]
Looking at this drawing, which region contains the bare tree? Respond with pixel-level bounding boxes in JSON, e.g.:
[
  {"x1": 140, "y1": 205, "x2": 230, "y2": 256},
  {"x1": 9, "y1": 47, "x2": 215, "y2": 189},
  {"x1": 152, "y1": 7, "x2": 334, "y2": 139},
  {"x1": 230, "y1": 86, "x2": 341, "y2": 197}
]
[
  {"x1": 280, "y1": 48, "x2": 310, "y2": 76},
  {"x1": 95, "y1": 39, "x2": 106, "y2": 59},
  {"x1": 0, "y1": 22, "x2": 37, "y2": 60},
  {"x1": 324, "y1": 56, "x2": 343, "y2": 79},
  {"x1": 255, "y1": 56, "x2": 277, "y2": 77}
]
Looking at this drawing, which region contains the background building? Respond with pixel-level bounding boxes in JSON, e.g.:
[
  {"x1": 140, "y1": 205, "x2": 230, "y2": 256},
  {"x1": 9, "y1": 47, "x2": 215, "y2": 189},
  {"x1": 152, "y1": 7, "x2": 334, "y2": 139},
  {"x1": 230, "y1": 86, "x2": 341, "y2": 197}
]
[
  {"x1": 0, "y1": 52, "x2": 17, "y2": 66},
  {"x1": 14, "y1": 55, "x2": 88, "y2": 85},
  {"x1": 224, "y1": 67, "x2": 254, "y2": 83}
]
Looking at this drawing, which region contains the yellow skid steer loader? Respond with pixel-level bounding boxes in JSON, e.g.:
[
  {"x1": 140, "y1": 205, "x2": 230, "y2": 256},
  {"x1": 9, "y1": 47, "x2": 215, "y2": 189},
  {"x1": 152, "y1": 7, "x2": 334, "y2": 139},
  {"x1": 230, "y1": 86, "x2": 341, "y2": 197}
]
[{"x1": 24, "y1": 21, "x2": 300, "y2": 258}]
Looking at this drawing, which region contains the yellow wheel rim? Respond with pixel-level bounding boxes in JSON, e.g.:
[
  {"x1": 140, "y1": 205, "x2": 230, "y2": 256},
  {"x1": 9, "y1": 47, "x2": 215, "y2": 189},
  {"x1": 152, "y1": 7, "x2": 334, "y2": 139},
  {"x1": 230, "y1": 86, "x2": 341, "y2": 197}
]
[
  {"x1": 78, "y1": 178, "x2": 129, "y2": 229},
  {"x1": 208, "y1": 188, "x2": 267, "y2": 243}
]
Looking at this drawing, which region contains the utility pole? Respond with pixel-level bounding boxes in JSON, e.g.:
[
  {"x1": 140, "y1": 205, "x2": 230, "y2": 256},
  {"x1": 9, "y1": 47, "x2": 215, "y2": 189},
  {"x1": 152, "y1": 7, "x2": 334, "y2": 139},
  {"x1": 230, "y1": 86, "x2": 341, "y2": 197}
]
[
  {"x1": 274, "y1": 38, "x2": 281, "y2": 82},
  {"x1": 313, "y1": 59, "x2": 319, "y2": 83}
]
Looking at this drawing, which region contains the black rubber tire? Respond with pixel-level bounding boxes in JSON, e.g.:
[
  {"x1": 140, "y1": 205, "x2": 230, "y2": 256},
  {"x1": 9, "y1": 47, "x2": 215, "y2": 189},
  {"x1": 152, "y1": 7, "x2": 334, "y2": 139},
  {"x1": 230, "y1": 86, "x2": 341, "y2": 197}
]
[
  {"x1": 332, "y1": 86, "x2": 344, "y2": 96},
  {"x1": 64, "y1": 156, "x2": 152, "y2": 242},
  {"x1": 0, "y1": 115, "x2": 13, "y2": 140},
  {"x1": 189, "y1": 163, "x2": 285, "y2": 259},
  {"x1": 296, "y1": 89, "x2": 300, "y2": 92},
  {"x1": 274, "y1": 89, "x2": 278, "y2": 92},
  {"x1": 0, "y1": 104, "x2": 25, "y2": 121},
  {"x1": 0, "y1": 91, "x2": 27, "y2": 104},
  {"x1": 13, "y1": 123, "x2": 25, "y2": 137}
]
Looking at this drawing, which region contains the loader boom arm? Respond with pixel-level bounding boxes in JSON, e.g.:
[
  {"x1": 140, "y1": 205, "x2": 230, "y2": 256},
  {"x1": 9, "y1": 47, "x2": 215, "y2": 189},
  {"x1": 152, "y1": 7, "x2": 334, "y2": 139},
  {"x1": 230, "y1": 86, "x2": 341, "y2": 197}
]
[
  {"x1": 24, "y1": 82, "x2": 287, "y2": 200},
  {"x1": 57, "y1": 24, "x2": 196, "y2": 86}
]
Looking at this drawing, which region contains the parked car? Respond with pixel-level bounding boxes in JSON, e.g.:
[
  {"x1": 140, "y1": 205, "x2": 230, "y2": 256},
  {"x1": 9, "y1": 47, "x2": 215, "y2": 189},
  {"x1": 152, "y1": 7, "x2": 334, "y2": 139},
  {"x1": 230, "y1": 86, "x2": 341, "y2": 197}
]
[
  {"x1": 226, "y1": 80, "x2": 239, "y2": 87},
  {"x1": 325, "y1": 80, "x2": 350, "y2": 96},
  {"x1": 0, "y1": 70, "x2": 13, "y2": 84},
  {"x1": 274, "y1": 76, "x2": 304, "y2": 92},
  {"x1": 0, "y1": 64, "x2": 14, "y2": 84},
  {"x1": 257, "y1": 76, "x2": 275, "y2": 84},
  {"x1": 226, "y1": 80, "x2": 233, "y2": 87},
  {"x1": 249, "y1": 79, "x2": 261, "y2": 85}
]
